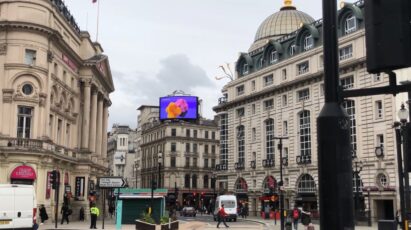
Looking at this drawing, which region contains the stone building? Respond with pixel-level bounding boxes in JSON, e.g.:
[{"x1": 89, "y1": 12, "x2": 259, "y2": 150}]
[
  {"x1": 213, "y1": 0, "x2": 410, "y2": 221},
  {"x1": 0, "y1": 0, "x2": 114, "y2": 218},
  {"x1": 137, "y1": 105, "x2": 219, "y2": 209}
]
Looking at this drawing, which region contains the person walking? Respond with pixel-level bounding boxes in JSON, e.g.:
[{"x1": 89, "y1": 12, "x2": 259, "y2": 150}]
[
  {"x1": 60, "y1": 204, "x2": 70, "y2": 224},
  {"x1": 39, "y1": 205, "x2": 48, "y2": 225},
  {"x1": 109, "y1": 205, "x2": 114, "y2": 219},
  {"x1": 79, "y1": 207, "x2": 85, "y2": 221},
  {"x1": 90, "y1": 203, "x2": 100, "y2": 229},
  {"x1": 292, "y1": 206, "x2": 300, "y2": 230},
  {"x1": 396, "y1": 209, "x2": 403, "y2": 229},
  {"x1": 216, "y1": 204, "x2": 229, "y2": 228},
  {"x1": 301, "y1": 207, "x2": 311, "y2": 230}
]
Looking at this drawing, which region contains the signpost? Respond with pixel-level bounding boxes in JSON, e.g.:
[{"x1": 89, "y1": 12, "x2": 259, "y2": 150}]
[{"x1": 97, "y1": 177, "x2": 126, "y2": 229}]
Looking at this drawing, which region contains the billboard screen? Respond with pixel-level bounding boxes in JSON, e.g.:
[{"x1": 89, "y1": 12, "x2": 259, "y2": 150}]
[{"x1": 159, "y1": 96, "x2": 198, "y2": 120}]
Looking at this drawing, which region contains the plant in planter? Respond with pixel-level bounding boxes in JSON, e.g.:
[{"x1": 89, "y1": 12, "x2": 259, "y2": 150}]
[
  {"x1": 135, "y1": 213, "x2": 156, "y2": 230},
  {"x1": 159, "y1": 216, "x2": 179, "y2": 230}
]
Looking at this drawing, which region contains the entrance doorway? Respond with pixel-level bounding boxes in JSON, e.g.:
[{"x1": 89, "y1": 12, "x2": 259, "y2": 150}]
[{"x1": 375, "y1": 200, "x2": 394, "y2": 220}]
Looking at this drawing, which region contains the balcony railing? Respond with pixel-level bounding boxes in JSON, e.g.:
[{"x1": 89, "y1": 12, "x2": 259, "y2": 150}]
[
  {"x1": 296, "y1": 155, "x2": 311, "y2": 165},
  {"x1": 216, "y1": 164, "x2": 227, "y2": 171},
  {"x1": 5, "y1": 138, "x2": 43, "y2": 149},
  {"x1": 1, "y1": 137, "x2": 78, "y2": 157},
  {"x1": 262, "y1": 158, "x2": 275, "y2": 168},
  {"x1": 218, "y1": 97, "x2": 227, "y2": 105},
  {"x1": 250, "y1": 160, "x2": 256, "y2": 169},
  {"x1": 234, "y1": 162, "x2": 245, "y2": 170}
]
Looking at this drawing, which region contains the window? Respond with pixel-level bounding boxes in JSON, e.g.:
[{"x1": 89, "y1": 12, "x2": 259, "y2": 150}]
[
  {"x1": 211, "y1": 145, "x2": 216, "y2": 154},
  {"x1": 237, "y1": 126, "x2": 245, "y2": 164},
  {"x1": 237, "y1": 107, "x2": 245, "y2": 118},
  {"x1": 22, "y1": 84, "x2": 33, "y2": 95},
  {"x1": 212, "y1": 132, "x2": 216, "y2": 140},
  {"x1": 299, "y1": 111, "x2": 311, "y2": 158},
  {"x1": 377, "y1": 134, "x2": 384, "y2": 148},
  {"x1": 243, "y1": 64, "x2": 249, "y2": 74},
  {"x1": 185, "y1": 143, "x2": 190, "y2": 152},
  {"x1": 251, "y1": 80, "x2": 256, "y2": 91},
  {"x1": 340, "y1": 76, "x2": 354, "y2": 89},
  {"x1": 375, "y1": 100, "x2": 383, "y2": 119},
  {"x1": 283, "y1": 121, "x2": 288, "y2": 136},
  {"x1": 297, "y1": 89, "x2": 310, "y2": 102},
  {"x1": 319, "y1": 55, "x2": 324, "y2": 67},
  {"x1": 264, "y1": 99, "x2": 274, "y2": 111},
  {"x1": 203, "y1": 175, "x2": 209, "y2": 188},
  {"x1": 237, "y1": 85, "x2": 245, "y2": 96},
  {"x1": 263, "y1": 75, "x2": 274, "y2": 86},
  {"x1": 211, "y1": 159, "x2": 216, "y2": 168},
  {"x1": 297, "y1": 174, "x2": 316, "y2": 193},
  {"x1": 49, "y1": 114, "x2": 54, "y2": 138},
  {"x1": 320, "y1": 84, "x2": 324, "y2": 96},
  {"x1": 185, "y1": 157, "x2": 190, "y2": 167},
  {"x1": 345, "y1": 15, "x2": 357, "y2": 34},
  {"x1": 342, "y1": 100, "x2": 357, "y2": 156},
  {"x1": 25, "y1": 49, "x2": 36, "y2": 65},
  {"x1": 57, "y1": 119, "x2": 62, "y2": 144},
  {"x1": 303, "y1": 35, "x2": 314, "y2": 51},
  {"x1": 252, "y1": 104, "x2": 256, "y2": 114},
  {"x1": 258, "y1": 57, "x2": 264, "y2": 69},
  {"x1": 204, "y1": 159, "x2": 209, "y2": 168},
  {"x1": 193, "y1": 143, "x2": 198, "y2": 153},
  {"x1": 265, "y1": 119, "x2": 275, "y2": 160},
  {"x1": 171, "y1": 157, "x2": 176, "y2": 167},
  {"x1": 282, "y1": 95, "x2": 287, "y2": 107},
  {"x1": 270, "y1": 50, "x2": 278, "y2": 63},
  {"x1": 65, "y1": 123, "x2": 70, "y2": 146},
  {"x1": 171, "y1": 142, "x2": 176, "y2": 152},
  {"x1": 205, "y1": 144, "x2": 209, "y2": 153},
  {"x1": 252, "y1": 128, "x2": 256, "y2": 142},
  {"x1": 282, "y1": 69, "x2": 287, "y2": 80},
  {"x1": 193, "y1": 130, "x2": 198, "y2": 138},
  {"x1": 54, "y1": 63, "x2": 58, "y2": 75},
  {"x1": 193, "y1": 158, "x2": 197, "y2": 167},
  {"x1": 373, "y1": 74, "x2": 381, "y2": 82},
  {"x1": 289, "y1": 43, "x2": 296, "y2": 56},
  {"x1": 186, "y1": 129, "x2": 190, "y2": 137},
  {"x1": 171, "y1": 128, "x2": 176, "y2": 136},
  {"x1": 377, "y1": 174, "x2": 388, "y2": 187},
  {"x1": 297, "y1": 61, "x2": 309, "y2": 75},
  {"x1": 192, "y1": 175, "x2": 197, "y2": 188},
  {"x1": 339, "y1": 45, "x2": 353, "y2": 61},
  {"x1": 17, "y1": 106, "x2": 33, "y2": 138},
  {"x1": 205, "y1": 131, "x2": 209, "y2": 139},
  {"x1": 185, "y1": 174, "x2": 190, "y2": 188},
  {"x1": 352, "y1": 173, "x2": 363, "y2": 192}
]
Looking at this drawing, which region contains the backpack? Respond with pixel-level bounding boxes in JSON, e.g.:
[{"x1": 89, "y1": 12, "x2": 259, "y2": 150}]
[{"x1": 293, "y1": 209, "x2": 299, "y2": 219}]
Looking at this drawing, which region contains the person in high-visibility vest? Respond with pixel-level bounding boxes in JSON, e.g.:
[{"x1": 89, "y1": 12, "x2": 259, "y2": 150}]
[{"x1": 90, "y1": 203, "x2": 100, "y2": 229}]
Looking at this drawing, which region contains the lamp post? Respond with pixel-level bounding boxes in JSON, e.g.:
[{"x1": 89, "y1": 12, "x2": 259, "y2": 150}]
[
  {"x1": 211, "y1": 173, "x2": 216, "y2": 200},
  {"x1": 352, "y1": 159, "x2": 363, "y2": 224},
  {"x1": 398, "y1": 103, "x2": 410, "y2": 228},
  {"x1": 275, "y1": 137, "x2": 288, "y2": 230},
  {"x1": 158, "y1": 152, "x2": 162, "y2": 189}
]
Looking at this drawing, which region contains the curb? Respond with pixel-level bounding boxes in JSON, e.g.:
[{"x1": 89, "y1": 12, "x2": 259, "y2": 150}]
[{"x1": 242, "y1": 218, "x2": 269, "y2": 226}]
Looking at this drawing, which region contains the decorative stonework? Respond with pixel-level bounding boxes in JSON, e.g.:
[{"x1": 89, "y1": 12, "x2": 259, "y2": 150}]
[
  {"x1": 2, "y1": 89, "x2": 14, "y2": 103},
  {"x1": 0, "y1": 43, "x2": 7, "y2": 55}
]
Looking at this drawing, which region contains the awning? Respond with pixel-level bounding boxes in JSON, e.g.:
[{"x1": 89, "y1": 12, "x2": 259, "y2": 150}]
[{"x1": 10, "y1": 165, "x2": 36, "y2": 180}]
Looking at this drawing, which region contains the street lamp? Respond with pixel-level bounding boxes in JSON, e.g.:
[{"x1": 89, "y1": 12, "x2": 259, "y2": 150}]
[
  {"x1": 352, "y1": 159, "x2": 363, "y2": 224},
  {"x1": 277, "y1": 138, "x2": 288, "y2": 230}
]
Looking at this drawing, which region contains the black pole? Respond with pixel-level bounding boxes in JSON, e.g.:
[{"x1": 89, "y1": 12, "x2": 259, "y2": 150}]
[
  {"x1": 279, "y1": 139, "x2": 284, "y2": 230},
  {"x1": 403, "y1": 123, "x2": 411, "y2": 222},
  {"x1": 367, "y1": 189, "x2": 371, "y2": 227},
  {"x1": 396, "y1": 128, "x2": 406, "y2": 229},
  {"x1": 151, "y1": 173, "x2": 154, "y2": 217},
  {"x1": 102, "y1": 189, "x2": 106, "y2": 229},
  {"x1": 54, "y1": 172, "x2": 59, "y2": 229},
  {"x1": 318, "y1": 0, "x2": 354, "y2": 229},
  {"x1": 158, "y1": 162, "x2": 161, "y2": 189}
]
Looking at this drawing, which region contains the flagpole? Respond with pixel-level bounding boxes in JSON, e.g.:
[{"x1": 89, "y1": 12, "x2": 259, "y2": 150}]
[{"x1": 96, "y1": 0, "x2": 100, "y2": 42}]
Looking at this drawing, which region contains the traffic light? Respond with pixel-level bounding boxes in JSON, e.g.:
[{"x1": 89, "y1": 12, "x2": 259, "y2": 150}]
[
  {"x1": 365, "y1": 0, "x2": 411, "y2": 73},
  {"x1": 151, "y1": 180, "x2": 157, "y2": 190},
  {"x1": 50, "y1": 170, "x2": 59, "y2": 189}
]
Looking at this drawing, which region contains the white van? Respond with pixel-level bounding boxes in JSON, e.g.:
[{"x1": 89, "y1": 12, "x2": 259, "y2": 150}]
[
  {"x1": 213, "y1": 195, "x2": 237, "y2": 222},
  {"x1": 0, "y1": 184, "x2": 37, "y2": 230}
]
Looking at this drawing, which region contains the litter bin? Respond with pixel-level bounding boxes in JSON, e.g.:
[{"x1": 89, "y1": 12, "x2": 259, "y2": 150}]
[{"x1": 378, "y1": 220, "x2": 396, "y2": 230}]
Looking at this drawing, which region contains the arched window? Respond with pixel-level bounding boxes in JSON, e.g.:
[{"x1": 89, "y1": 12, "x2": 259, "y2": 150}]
[
  {"x1": 297, "y1": 174, "x2": 316, "y2": 193},
  {"x1": 192, "y1": 174, "x2": 197, "y2": 188},
  {"x1": 184, "y1": 174, "x2": 190, "y2": 188},
  {"x1": 237, "y1": 125, "x2": 245, "y2": 163},
  {"x1": 345, "y1": 14, "x2": 357, "y2": 34},
  {"x1": 263, "y1": 176, "x2": 277, "y2": 194},
  {"x1": 342, "y1": 99, "x2": 357, "y2": 157},
  {"x1": 203, "y1": 175, "x2": 209, "y2": 188},
  {"x1": 265, "y1": 119, "x2": 274, "y2": 159},
  {"x1": 235, "y1": 177, "x2": 248, "y2": 193},
  {"x1": 299, "y1": 111, "x2": 311, "y2": 161}
]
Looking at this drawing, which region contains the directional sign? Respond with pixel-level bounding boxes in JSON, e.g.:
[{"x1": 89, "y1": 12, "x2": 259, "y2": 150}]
[{"x1": 98, "y1": 177, "x2": 126, "y2": 188}]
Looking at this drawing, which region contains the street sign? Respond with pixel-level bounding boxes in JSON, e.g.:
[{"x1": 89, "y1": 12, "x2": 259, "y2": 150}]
[{"x1": 98, "y1": 177, "x2": 126, "y2": 188}]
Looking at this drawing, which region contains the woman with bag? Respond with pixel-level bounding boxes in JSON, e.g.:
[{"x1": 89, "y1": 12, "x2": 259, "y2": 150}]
[{"x1": 39, "y1": 205, "x2": 48, "y2": 225}]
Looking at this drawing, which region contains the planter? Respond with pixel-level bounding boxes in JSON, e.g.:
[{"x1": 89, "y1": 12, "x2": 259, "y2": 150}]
[
  {"x1": 135, "y1": 220, "x2": 156, "y2": 230},
  {"x1": 160, "y1": 220, "x2": 179, "y2": 230}
]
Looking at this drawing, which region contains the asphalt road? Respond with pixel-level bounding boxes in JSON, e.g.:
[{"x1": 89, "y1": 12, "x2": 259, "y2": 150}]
[{"x1": 178, "y1": 214, "x2": 265, "y2": 230}]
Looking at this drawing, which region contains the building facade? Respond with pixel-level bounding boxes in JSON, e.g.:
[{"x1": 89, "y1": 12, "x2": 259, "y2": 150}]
[
  {"x1": 213, "y1": 0, "x2": 410, "y2": 221},
  {"x1": 137, "y1": 105, "x2": 219, "y2": 210},
  {"x1": 0, "y1": 0, "x2": 114, "y2": 218}
]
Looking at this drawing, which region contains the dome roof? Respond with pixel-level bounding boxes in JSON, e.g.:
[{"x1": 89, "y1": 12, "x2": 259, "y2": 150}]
[{"x1": 249, "y1": 1, "x2": 315, "y2": 51}]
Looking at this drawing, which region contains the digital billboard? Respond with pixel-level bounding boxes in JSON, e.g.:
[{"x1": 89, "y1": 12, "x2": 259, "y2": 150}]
[{"x1": 159, "y1": 96, "x2": 198, "y2": 120}]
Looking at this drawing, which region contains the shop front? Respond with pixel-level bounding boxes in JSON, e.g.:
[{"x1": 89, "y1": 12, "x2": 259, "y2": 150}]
[
  {"x1": 259, "y1": 176, "x2": 279, "y2": 219},
  {"x1": 234, "y1": 177, "x2": 249, "y2": 216},
  {"x1": 10, "y1": 165, "x2": 36, "y2": 185},
  {"x1": 295, "y1": 174, "x2": 318, "y2": 218}
]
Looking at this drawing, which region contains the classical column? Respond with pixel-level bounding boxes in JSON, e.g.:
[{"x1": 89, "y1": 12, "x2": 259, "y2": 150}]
[
  {"x1": 89, "y1": 89, "x2": 98, "y2": 153},
  {"x1": 95, "y1": 95, "x2": 103, "y2": 156},
  {"x1": 102, "y1": 103, "x2": 109, "y2": 160},
  {"x1": 81, "y1": 80, "x2": 91, "y2": 149}
]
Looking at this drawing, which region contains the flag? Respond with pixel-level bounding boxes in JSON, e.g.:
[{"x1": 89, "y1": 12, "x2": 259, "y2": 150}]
[{"x1": 92, "y1": 0, "x2": 97, "y2": 3}]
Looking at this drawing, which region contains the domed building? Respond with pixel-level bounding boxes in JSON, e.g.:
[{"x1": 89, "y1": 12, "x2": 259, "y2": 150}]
[{"x1": 214, "y1": 0, "x2": 409, "y2": 223}]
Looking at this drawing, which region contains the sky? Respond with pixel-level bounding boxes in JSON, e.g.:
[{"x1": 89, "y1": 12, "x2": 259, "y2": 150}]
[{"x1": 65, "y1": 0, "x2": 356, "y2": 130}]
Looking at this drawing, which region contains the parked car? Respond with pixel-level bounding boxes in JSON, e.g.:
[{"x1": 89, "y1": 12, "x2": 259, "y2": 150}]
[{"x1": 180, "y1": 207, "x2": 196, "y2": 217}]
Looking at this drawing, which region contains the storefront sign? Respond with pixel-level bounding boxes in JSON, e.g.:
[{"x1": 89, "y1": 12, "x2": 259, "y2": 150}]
[
  {"x1": 10, "y1": 165, "x2": 36, "y2": 180},
  {"x1": 75, "y1": 177, "x2": 85, "y2": 199},
  {"x1": 46, "y1": 171, "x2": 51, "y2": 199},
  {"x1": 62, "y1": 54, "x2": 78, "y2": 72}
]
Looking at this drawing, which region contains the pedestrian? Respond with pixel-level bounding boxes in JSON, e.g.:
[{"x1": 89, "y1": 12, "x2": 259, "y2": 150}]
[
  {"x1": 80, "y1": 207, "x2": 85, "y2": 221},
  {"x1": 216, "y1": 204, "x2": 229, "y2": 228},
  {"x1": 109, "y1": 205, "x2": 114, "y2": 219},
  {"x1": 396, "y1": 209, "x2": 403, "y2": 229},
  {"x1": 60, "y1": 204, "x2": 70, "y2": 224},
  {"x1": 264, "y1": 204, "x2": 270, "y2": 219},
  {"x1": 301, "y1": 207, "x2": 311, "y2": 230},
  {"x1": 39, "y1": 204, "x2": 48, "y2": 225},
  {"x1": 90, "y1": 203, "x2": 100, "y2": 229},
  {"x1": 292, "y1": 206, "x2": 300, "y2": 230},
  {"x1": 244, "y1": 205, "x2": 248, "y2": 219}
]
